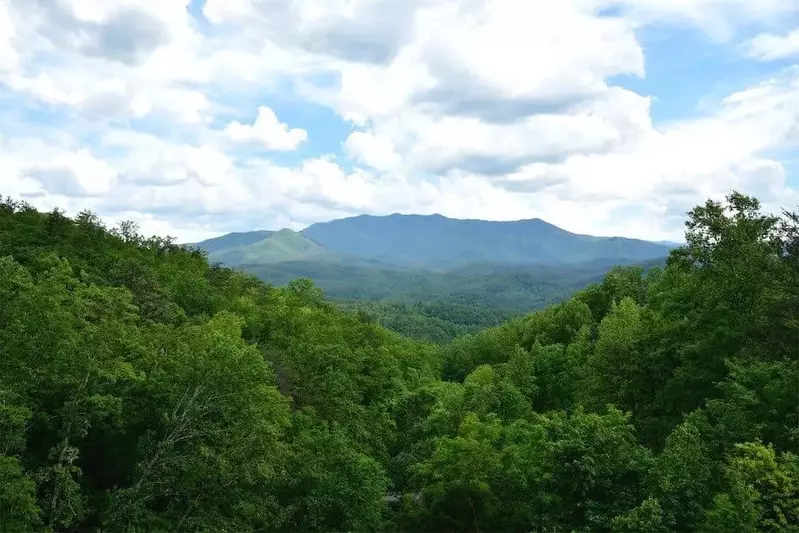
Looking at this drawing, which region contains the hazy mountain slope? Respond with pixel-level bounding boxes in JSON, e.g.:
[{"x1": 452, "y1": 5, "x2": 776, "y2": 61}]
[
  {"x1": 190, "y1": 230, "x2": 273, "y2": 253},
  {"x1": 300, "y1": 213, "x2": 672, "y2": 266},
  {"x1": 193, "y1": 213, "x2": 674, "y2": 269},
  {"x1": 209, "y1": 229, "x2": 327, "y2": 264}
]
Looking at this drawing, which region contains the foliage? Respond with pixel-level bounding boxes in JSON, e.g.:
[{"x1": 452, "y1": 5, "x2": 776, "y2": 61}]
[
  {"x1": 0, "y1": 191, "x2": 796, "y2": 532},
  {"x1": 242, "y1": 257, "x2": 665, "y2": 343}
]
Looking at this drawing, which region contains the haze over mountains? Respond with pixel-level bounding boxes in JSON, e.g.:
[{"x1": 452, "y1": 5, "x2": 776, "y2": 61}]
[{"x1": 194, "y1": 213, "x2": 674, "y2": 269}]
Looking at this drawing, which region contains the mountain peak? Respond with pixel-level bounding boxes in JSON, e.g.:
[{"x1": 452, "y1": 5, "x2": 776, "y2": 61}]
[
  {"x1": 365, "y1": 212, "x2": 546, "y2": 222},
  {"x1": 298, "y1": 213, "x2": 669, "y2": 267},
  {"x1": 189, "y1": 229, "x2": 273, "y2": 253},
  {"x1": 194, "y1": 213, "x2": 671, "y2": 268}
]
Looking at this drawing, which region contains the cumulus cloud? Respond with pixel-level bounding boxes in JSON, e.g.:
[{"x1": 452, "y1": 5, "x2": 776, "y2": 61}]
[
  {"x1": 226, "y1": 107, "x2": 308, "y2": 150},
  {"x1": 746, "y1": 28, "x2": 799, "y2": 61},
  {"x1": 1, "y1": 0, "x2": 210, "y2": 124},
  {"x1": 0, "y1": 4, "x2": 19, "y2": 72},
  {"x1": 0, "y1": 0, "x2": 796, "y2": 243},
  {"x1": 344, "y1": 130, "x2": 403, "y2": 173},
  {"x1": 9, "y1": 0, "x2": 182, "y2": 64},
  {"x1": 203, "y1": 0, "x2": 422, "y2": 64},
  {"x1": 24, "y1": 150, "x2": 117, "y2": 198},
  {"x1": 605, "y1": 0, "x2": 799, "y2": 40}
]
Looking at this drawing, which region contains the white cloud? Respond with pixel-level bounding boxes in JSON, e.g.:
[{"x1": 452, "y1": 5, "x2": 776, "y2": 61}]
[
  {"x1": 0, "y1": 0, "x2": 797, "y2": 243},
  {"x1": 226, "y1": 107, "x2": 308, "y2": 150},
  {"x1": 23, "y1": 149, "x2": 117, "y2": 198},
  {"x1": 344, "y1": 130, "x2": 403, "y2": 172},
  {"x1": 0, "y1": 135, "x2": 116, "y2": 203},
  {"x1": 203, "y1": 0, "x2": 422, "y2": 64},
  {"x1": 202, "y1": 0, "x2": 253, "y2": 24},
  {"x1": 746, "y1": 28, "x2": 799, "y2": 61},
  {"x1": 606, "y1": 0, "x2": 799, "y2": 40},
  {"x1": 309, "y1": 1, "x2": 644, "y2": 123},
  {"x1": 0, "y1": 3, "x2": 19, "y2": 73},
  {"x1": 1, "y1": 0, "x2": 211, "y2": 124}
]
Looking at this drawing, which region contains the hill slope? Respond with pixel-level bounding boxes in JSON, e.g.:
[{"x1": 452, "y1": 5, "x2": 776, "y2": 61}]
[
  {"x1": 242, "y1": 256, "x2": 667, "y2": 342},
  {"x1": 208, "y1": 228, "x2": 328, "y2": 264},
  {"x1": 243, "y1": 256, "x2": 666, "y2": 311},
  {"x1": 190, "y1": 229, "x2": 273, "y2": 253}
]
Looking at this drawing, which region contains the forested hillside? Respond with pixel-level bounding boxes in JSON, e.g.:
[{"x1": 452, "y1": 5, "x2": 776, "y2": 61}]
[
  {"x1": 0, "y1": 192, "x2": 797, "y2": 532},
  {"x1": 209, "y1": 229, "x2": 327, "y2": 266},
  {"x1": 247, "y1": 258, "x2": 665, "y2": 343}
]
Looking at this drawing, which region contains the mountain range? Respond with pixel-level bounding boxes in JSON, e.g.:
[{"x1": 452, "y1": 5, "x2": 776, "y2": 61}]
[
  {"x1": 189, "y1": 213, "x2": 676, "y2": 341},
  {"x1": 194, "y1": 213, "x2": 673, "y2": 268}
]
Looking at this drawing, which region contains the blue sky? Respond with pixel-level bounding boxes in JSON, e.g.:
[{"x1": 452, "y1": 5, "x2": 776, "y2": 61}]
[{"x1": 0, "y1": 0, "x2": 797, "y2": 242}]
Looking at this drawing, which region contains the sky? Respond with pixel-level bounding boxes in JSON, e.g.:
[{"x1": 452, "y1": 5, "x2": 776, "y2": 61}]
[{"x1": 0, "y1": 0, "x2": 798, "y2": 243}]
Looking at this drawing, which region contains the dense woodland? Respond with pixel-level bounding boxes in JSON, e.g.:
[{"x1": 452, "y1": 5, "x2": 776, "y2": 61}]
[
  {"x1": 243, "y1": 259, "x2": 666, "y2": 343},
  {"x1": 338, "y1": 300, "x2": 520, "y2": 344},
  {"x1": 0, "y1": 192, "x2": 797, "y2": 532}
]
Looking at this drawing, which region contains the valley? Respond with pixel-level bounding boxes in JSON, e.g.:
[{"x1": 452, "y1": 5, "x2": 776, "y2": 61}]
[{"x1": 192, "y1": 213, "x2": 673, "y2": 341}]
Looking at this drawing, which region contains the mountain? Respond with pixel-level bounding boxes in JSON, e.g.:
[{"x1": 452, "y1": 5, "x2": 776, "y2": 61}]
[
  {"x1": 207, "y1": 228, "x2": 327, "y2": 265},
  {"x1": 191, "y1": 230, "x2": 273, "y2": 253},
  {"x1": 190, "y1": 214, "x2": 673, "y2": 338},
  {"x1": 301, "y1": 213, "x2": 672, "y2": 266},
  {"x1": 195, "y1": 213, "x2": 674, "y2": 268}
]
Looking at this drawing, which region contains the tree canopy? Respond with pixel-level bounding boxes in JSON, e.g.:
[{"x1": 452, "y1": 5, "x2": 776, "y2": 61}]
[{"x1": 0, "y1": 192, "x2": 796, "y2": 532}]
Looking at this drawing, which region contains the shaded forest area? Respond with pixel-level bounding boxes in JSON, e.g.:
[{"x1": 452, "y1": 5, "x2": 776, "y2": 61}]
[
  {"x1": 245, "y1": 258, "x2": 666, "y2": 344},
  {"x1": 0, "y1": 192, "x2": 797, "y2": 532}
]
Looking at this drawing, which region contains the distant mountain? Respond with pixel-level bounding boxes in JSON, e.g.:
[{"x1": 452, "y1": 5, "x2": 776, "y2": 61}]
[
  {"x1": 300, "y1": 213, "x2": 672, "y2": 267},
  {"x1": 190, "y1": 215, "x2": 673, "y2": 338},
  {"x1": 193, "y1": 213, "x2": 674, "y2": 268},
  {"x1": 190, "y1": 230, "x2": 273, "y2": 253},
  {"x1": 206, "y1": 229, "x2": 327, "y2": 265}
]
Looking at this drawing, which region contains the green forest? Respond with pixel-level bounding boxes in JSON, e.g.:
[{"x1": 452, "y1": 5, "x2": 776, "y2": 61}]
[
  {"x1": 242, "y1": 259, "x2": 666, "y2": 344},
  {"x1": 0, "y1": 191, "x2": 796, "y2": 532}
]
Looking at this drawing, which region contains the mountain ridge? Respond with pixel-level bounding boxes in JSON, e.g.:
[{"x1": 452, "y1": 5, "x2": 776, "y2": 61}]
[
  {"x1": 193, "y1": 212, "x2": 674, "y2": 268},
  {"x1": 205, "y1": 228, "x2": 327, "y2": 265}
]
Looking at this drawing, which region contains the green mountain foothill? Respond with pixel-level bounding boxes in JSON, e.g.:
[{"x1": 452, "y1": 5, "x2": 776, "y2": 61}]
[{"x1": 207, "y1": 228, "x2": 328, "y2": 265}]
